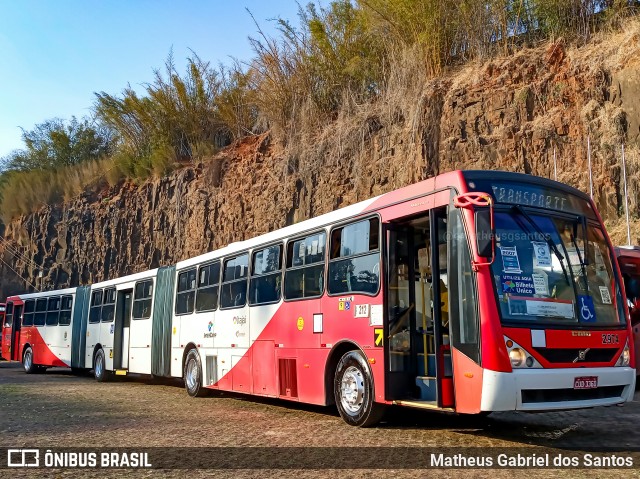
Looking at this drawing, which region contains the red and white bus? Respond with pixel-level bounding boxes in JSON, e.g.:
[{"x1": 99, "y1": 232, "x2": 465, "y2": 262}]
[
  {"x1": 1, "y1": 170, "x2": 636, "y2": 426},
  {"x1": 1, "y1": 289, "x2": 79, "y2": 371},
  {"x1": 615, "y1": 246, "x2": 640, "y2": 374}
]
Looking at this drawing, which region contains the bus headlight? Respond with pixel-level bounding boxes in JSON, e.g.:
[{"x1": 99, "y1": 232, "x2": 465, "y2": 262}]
[
  {"x1": 509, "y1": 348, "x2": 526, "y2": 368},
  {"x1": 504, "y1": 336, "x2": 541, "y2": 369},
  {"x1": 616, "y1": 342, "x2": 630, "y2": 367}
]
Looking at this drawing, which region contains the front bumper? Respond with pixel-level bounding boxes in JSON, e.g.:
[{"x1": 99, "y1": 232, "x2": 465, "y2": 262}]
[{"x1": 481, "y1": 367, "x2": 636, "y2": 411}]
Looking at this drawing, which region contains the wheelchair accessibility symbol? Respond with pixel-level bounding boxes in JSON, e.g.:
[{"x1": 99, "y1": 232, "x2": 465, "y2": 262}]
[{"x1": 578, "y1": 295, "x2": 596, "y2": 322}]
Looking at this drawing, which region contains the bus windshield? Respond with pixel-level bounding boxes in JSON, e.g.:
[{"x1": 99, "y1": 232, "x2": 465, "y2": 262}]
[{"x1": 490, "y1": 208, "x2": 624, "y2": 327}]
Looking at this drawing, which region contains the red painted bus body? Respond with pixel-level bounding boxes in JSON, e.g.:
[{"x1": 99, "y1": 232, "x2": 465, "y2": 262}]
[
  {"x1": 1, "y1": 170, "x2": 635, "y2": 425},
  {"x1": 615, "y1": 246, "x2": 640, "y2": 374}
]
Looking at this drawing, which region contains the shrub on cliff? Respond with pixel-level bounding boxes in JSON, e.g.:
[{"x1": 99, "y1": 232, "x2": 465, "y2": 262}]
[{"x1": 94, "y1": 52, "x2": 250, "y2": 179}]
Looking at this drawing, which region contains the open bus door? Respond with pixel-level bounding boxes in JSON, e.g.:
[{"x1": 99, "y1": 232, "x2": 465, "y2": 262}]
[
  {"x1": 2, "y1": 301, "x2": 24, "y2": 362},
  {"x1": 384, "y1": 207, "x2": 454, "y2": 408}
]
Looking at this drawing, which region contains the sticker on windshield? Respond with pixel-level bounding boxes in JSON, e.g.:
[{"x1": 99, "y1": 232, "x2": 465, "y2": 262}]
[
  {"x1": 532, "y1": 242, "x2": 552, "y2": 268},
  {"x1": 501, "y1": 274, "x2": 534, "y2": 295},
  {"x1": 500, "y1": 246, "x2": 521, "y2": 273},
  {"x1": 578, "y1": 295, "x2": 597, "y2": 322},
  {"x1": 524, "y1": 298, "x2": 574, "y2": 318},
  {"x1": 598, "y1": 286, "x2": 612, "y2": 305},
  {"x1": 507, "y1": 296, "x2": 574, "y2": 318},
  {"x1": 532, "y1": 273, "x2": 549, "y2": 296}
]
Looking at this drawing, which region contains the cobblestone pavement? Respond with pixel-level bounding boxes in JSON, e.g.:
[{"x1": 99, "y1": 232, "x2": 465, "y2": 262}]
[{"x1": 0, "y1": 361, "x2": 638, "y2": 477}]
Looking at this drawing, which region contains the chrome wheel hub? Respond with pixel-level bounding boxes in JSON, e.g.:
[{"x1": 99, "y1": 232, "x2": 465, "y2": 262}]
[
  {"x1": 186, "y1": 359, "x2": 198, "y2": 390},
  {"x1": 95, "y1": 354, "x2": 103, "y2": 377},
  {"x1": 24, "y1": 350, "x2": 32, "y2": 371},
  {"x1": 340, "y1": 366, "x2": 365, "y2": 414}
]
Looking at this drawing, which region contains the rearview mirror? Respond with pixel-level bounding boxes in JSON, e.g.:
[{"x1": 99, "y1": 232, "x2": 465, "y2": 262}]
[
  {"x1": 475, "y1": 208, "x2": 494, "y2": 259},
  {"x1": 453, "y1": 192, "x2": 495, "y2": 269}
]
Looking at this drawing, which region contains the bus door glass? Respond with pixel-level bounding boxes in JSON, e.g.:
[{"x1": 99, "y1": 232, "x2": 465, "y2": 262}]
[
  {"x1": 386, "y1": 224, "x2": 414, "y2": 399},
  {"x1": 114, "y1": 289, "x2": 133, "y2": 370}
]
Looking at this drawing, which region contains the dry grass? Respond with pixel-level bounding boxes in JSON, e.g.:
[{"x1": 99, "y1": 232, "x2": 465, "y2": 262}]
[{"x1": 0, "y1": 158, "x2": 122, "y2": 223}]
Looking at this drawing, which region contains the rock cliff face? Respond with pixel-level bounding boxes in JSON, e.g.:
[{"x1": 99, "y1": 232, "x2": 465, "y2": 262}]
[{"x1": 2, "y1": 25, "x2": 640, "y2": 297}]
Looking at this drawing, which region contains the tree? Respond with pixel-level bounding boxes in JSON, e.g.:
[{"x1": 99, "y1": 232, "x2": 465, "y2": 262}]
[{"x1": 1, "y1": 117, "x2": 115, "y2": 172}]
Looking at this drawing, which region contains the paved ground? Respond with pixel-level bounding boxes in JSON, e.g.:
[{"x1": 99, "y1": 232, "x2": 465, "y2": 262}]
[{"x1": 0, "y1": 361, "x2": 639, "y2": 477}]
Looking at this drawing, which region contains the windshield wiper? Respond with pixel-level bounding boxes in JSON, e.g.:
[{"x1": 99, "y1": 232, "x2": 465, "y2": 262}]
[{"x1": 512, "y1": 205, "x2": 570, "y2": 286}]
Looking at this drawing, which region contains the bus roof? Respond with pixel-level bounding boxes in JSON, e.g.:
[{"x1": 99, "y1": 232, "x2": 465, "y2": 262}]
[
  {"x1": 90, "y1": 268, "x2": 160, "y2": 289},
  {"x1": 19, "y1": 287, "x2": 78, "y2": 300}
]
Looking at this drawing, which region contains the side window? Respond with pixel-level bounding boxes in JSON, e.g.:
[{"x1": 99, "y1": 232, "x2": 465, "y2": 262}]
[
  {"x1": 284, "y1": 232, "x2": 326, "y2": 300},
  {"x1": 34, "y1": 299, "x2": 48, "y2": 326},
  {"x1": 46, "y1": 296, "x2": 61, "y2": 326},
  {"x1": 220, "y1": 253, "x2": 249, "y2": 309},
  {"x1": 22, "y1": 300, "x2": 35, "y2": 327},
  {"x1": 133, "y1": 280, "x2": 154, "y2": 320},
  {"x1": 328, "y1": 218, "x2": 380, "y2": 295},
  {"x1": 4, "y1": 302, "x2": 13, "y2": 327},
  {"x1": 196, "y1": 261, "x2": 220, "y2": 312},
  {"x1": 89, "y1": 290, "x2": 103, "y2": 324},
  {"x1": 59, "y1": 296, "x2": 73, "y2": 326},
  {"x1": 176, "y1": 268, "x2": 196, "y2": 315},
  {"x1": 249, "y1": 245, "x2": 282, "y2": 306},
  {"x1": 101, "y1": 288, "x2": 116, "y2": 323}
]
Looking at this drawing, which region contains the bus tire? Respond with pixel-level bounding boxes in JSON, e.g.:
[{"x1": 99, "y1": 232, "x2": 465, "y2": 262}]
[
  {"x1": 94, "y1": 349, "x2": 111, "y2": 382},
  {"x1": 23, "y1": 346, "x2": 37, "y2": 374},
  {"x1": 183, "y1": 348, "x2": 207, "y2": 397},
  {"x1": 334, "y1": 350, "x2": 385, "y2": 427}
]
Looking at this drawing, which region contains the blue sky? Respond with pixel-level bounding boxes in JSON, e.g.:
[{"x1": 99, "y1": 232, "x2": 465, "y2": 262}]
[{"x1": 0, "y1": 1, "x2": 302, "y2": 158}]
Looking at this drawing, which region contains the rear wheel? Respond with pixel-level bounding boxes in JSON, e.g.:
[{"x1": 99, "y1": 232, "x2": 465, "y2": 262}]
[
  {"x1": 94, "y1": 349, "x2": 111, "y2": 382},
  {"x1": 334, "y1": 350, "x2": 385, "y2": 427},
  {"x1": 23, "y1": 347, "x2": 37, "y2": 374},
  {"x1": 184, "y1": 348, "x2": 208, "y2": 397}
]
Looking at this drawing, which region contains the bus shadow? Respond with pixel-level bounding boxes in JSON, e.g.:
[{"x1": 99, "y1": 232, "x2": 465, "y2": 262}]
[{"x1": 447, "y1": 409, "x2": 636, "y2": 450}]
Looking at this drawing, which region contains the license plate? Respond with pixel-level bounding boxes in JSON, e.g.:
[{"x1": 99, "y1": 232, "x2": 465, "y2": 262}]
[{"x1": 574, "y1": 376, "x2": 598, "y2": 389}]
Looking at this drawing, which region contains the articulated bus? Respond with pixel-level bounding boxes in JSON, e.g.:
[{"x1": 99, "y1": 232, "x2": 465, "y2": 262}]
[
  {"x1": 1, "y1": 171, "x2": 636, "y2": 426},
  {"x1": 615, "y1": 246, "x2": 640, "y2": 372}
]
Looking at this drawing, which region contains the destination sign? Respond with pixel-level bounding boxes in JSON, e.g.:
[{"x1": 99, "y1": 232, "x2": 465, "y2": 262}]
[{"x1": 466, "y1": 180, "x2": 594, "y2": 216}]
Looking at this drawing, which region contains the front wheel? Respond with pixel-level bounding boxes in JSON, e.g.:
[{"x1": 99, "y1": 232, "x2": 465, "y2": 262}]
[
  {"x1": 94, "y1": 349, "x2": 111, "y2": 382},
  {"x1": 334, "y1": 350, "x2": 385, "y2": 427},
  {"x1": 23, "y1": 347, "x2": 37, "y2": 374},
  {"x1": 183, "y1": 348, "x2": 208, "y2": 397}
]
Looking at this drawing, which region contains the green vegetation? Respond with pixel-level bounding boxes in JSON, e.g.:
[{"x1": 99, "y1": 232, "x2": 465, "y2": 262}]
[
  {"x1": 1, "y1": 0, "x2": 638, "y2": 221},
  {"x1": 0, "y1": 117, "x2": 116, "y2": 221},
  {"x1": 94, "y1": 52, "x2": 247, "y2": 179}
]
